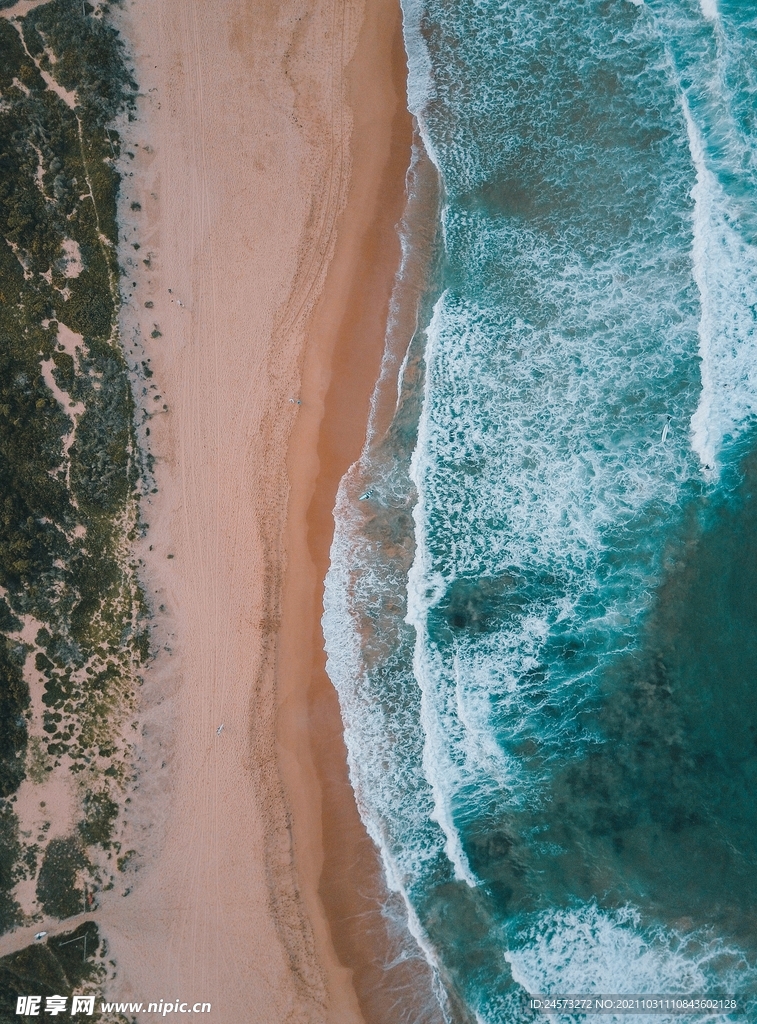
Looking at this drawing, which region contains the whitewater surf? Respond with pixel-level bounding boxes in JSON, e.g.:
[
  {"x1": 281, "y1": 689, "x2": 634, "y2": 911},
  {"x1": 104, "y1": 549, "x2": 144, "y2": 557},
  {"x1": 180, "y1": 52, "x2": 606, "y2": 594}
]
[{"x1": 324, "y1": 1, "x2": 757, "y2": 1020}]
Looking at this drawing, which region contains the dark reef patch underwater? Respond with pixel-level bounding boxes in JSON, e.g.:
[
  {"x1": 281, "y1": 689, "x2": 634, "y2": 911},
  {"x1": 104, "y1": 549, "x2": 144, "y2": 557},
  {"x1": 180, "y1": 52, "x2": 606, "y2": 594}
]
[{"x1": 324, "y1": 0, "x2": 757, "y2": 1020}]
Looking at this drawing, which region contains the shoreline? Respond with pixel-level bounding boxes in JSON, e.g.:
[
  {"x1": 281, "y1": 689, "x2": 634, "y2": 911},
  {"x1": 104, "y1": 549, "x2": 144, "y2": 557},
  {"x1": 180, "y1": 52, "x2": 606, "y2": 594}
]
[
  {"x1": 95, "y1": 0, "x2": 427, "y2": 1020},
  {"x1": 275, "y1": 5, "x2": 445, "y2": 1022}
]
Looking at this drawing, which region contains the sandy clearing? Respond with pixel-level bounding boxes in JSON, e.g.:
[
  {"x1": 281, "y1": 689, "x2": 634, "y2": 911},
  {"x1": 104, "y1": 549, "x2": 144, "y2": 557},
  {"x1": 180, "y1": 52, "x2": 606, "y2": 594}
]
[{"x1": 0, "y1": 2, "x2": 53, "y2": 22}]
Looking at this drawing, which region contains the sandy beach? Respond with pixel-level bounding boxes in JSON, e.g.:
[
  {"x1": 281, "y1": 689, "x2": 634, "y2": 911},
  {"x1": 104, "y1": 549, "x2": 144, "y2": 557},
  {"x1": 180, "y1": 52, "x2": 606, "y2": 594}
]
[{"x1": 94, "y1": 0, "x2": 420, "y2": 1020}]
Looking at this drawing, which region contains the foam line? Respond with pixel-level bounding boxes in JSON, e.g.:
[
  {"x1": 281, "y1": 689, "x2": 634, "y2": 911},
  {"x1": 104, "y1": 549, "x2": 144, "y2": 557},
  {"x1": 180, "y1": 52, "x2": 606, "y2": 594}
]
[{"x1": 682, "y1": 91, "x2": 719, "y2": 475}]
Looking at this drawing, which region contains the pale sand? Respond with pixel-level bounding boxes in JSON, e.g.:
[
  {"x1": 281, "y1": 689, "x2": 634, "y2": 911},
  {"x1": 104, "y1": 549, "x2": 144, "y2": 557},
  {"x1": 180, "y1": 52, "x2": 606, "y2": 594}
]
[{"x1": 96, "y1": 0, "x2": 415, "y2": 1021}]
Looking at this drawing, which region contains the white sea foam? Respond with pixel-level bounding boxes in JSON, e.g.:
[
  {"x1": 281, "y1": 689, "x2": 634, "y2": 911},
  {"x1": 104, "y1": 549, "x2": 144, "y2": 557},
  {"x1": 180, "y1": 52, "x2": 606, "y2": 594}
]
[
  {"x1": 507, "y1": 903, "x2": 752, "y2": 1023},
  {"x1": 407, "y1": 296, "x2": 479, "y2": 887},
  {"x1": 678, "y1": 86, "x2": 757, "y2": 473},
  {"x1": 324, "y1": 482, "x2": 444, "y2": 888},
  {"x1": 406, "y1": 246, "x2": 697, "y2": 880},
  {"x1": 364, "y1": 134, "x2": 437, "y2": 450},
  {"x1": 402, "y1": 208, "x2": 701, "y2": 841},
  {"x1": 684, "y1": 95, "x2": 719, "y2": 474},
  {"x1": 400, "y1": 0, "x2": 442, "y2": 174},
  {"x1": 699, "y1": 0, "x2": 718, "y2": 22},
  {"x1": 324, "y1": 468, "x2": 465, "y2": 1024}
]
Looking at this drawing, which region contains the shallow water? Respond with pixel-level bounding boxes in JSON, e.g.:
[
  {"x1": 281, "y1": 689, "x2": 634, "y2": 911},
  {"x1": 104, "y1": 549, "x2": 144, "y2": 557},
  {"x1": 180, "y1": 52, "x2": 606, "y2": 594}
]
[{"x1": 323, "y1": 1, "x2": 757, "y2": 1020}]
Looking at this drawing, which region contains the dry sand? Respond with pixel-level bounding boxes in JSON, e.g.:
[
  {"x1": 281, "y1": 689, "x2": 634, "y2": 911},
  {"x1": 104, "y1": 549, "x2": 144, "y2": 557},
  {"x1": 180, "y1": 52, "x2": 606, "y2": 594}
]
[{"x1": 97, "y1": 0, "x2": 424, "y2": 1021}]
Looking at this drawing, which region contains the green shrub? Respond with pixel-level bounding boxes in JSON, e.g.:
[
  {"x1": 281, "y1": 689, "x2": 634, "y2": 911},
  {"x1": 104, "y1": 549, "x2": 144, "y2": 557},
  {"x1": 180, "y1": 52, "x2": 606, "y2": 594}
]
[
  {"x1": 0, "y1": 641, "x2": 29, "y2": 796},
  {"x1": 78, "y1": 789, "x2": 118, "y2": 847},
  {"x1": 0, "y1": 804, "x2": 22, "y2": 935},
  {"x1": 0, "y1": 922, "x2": 102, "y2": 1023},
  {"x1": 36, "y1": 837, "x2": 88, "y2": 919}
]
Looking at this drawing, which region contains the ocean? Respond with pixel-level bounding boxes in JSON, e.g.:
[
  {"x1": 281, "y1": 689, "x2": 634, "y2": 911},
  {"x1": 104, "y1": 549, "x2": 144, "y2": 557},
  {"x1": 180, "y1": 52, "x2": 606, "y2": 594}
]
[{"x1": 323, "y1": 0, "x2": 757, "y2": 1020}]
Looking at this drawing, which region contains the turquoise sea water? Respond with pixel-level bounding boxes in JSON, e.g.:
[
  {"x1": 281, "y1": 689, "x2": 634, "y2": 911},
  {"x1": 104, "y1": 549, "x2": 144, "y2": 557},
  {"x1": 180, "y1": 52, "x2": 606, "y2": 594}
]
[{"x1": 323, "y1": 1, "x2": 757, "y2": 1020}]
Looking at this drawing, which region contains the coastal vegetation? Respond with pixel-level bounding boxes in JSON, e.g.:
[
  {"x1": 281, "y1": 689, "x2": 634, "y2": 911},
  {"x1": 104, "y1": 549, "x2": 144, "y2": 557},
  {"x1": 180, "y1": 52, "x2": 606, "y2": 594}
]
[
  {"x1": 0, "y1": 921, "x2": 111, "y2": 1023},
  {"x1": 0, "y1": 0, "x2": 147, "y2": 1000}
]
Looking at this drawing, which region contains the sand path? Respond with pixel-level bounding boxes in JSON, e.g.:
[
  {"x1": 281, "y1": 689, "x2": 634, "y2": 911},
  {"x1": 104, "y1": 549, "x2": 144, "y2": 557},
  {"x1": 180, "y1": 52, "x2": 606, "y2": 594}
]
[{"x1": 95, "y1": 0, "x2": 409, "y2": 1020}]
